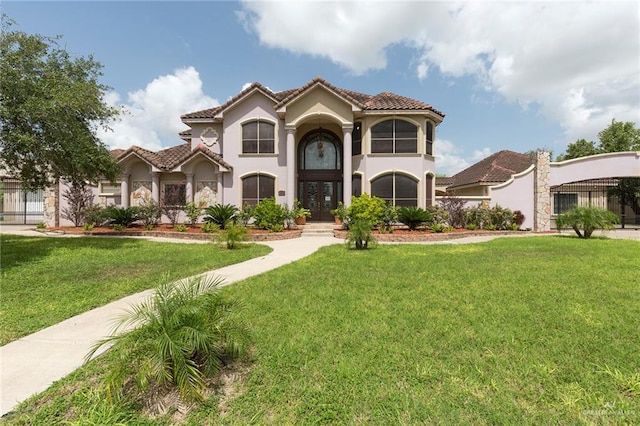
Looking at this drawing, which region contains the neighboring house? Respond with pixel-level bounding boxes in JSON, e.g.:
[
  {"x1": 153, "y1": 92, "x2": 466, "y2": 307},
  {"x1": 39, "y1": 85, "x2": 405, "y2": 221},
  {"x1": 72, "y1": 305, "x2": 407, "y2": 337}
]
[{"x1": 52, "y1": 77, "x2": 445, "y2": 225}]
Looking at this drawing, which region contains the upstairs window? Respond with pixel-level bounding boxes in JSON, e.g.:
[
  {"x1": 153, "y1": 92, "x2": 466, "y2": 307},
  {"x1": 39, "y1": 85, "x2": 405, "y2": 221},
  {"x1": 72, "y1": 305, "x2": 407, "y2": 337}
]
[
  {"x1": 371, "y1": 119, "x2": 417, "y2": 154},
  {"x1": 426, "y1": 121, "x2": 434, "y2": 155},
  {"x1": 242, "y1": 120, "x2": 275, "y2": 154},
  {"x1": 352, "y1": 122, "x2": 362, "y2": 156}
]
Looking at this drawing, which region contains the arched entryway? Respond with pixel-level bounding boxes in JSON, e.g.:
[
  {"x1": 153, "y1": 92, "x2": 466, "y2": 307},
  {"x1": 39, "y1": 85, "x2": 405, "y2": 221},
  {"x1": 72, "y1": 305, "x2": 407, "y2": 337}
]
[{"x1": 298, "y1": 130, "x2": 342, "y2": 221}]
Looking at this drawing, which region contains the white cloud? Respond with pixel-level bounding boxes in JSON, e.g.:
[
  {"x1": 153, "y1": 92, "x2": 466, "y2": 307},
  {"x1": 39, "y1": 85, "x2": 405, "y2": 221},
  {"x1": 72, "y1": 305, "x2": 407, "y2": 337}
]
[
  {"x1": 97, "y1": 67, "x2": 219, "y2": 151},
  {"x1": 435, "y1": 138, "x2": 491, "y2": 176},
  {"x1": 239, "y1": 1, "x2": 639, "y2": 145}
]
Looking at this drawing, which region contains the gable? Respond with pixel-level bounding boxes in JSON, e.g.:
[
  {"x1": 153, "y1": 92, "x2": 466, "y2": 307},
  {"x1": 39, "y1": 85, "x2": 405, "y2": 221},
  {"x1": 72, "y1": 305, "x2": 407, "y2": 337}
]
[{"x1": 284, "y1": 85, "x2": 355, "y2": 126}]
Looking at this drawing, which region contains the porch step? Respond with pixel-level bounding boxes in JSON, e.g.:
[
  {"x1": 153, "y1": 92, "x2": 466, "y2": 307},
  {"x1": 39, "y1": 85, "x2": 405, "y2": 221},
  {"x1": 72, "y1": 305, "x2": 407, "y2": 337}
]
[{"x1": 300, "y1": 222, "x2": 339, "y2": 237}]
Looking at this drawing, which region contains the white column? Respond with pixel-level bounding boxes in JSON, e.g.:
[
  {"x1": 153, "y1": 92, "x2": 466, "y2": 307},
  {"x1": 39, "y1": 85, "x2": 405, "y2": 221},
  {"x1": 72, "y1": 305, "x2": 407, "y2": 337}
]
[
  {"x1": 216, "y1": 173, "x2": 223, "y2": 205},
  {"x1": 286, "y1": 126, "x2": 296, "y2": 207},
  {"x1": 342, "y1": 124, "x2": 353, "y2": 206},
  {"x1": 120, "y1": 173, "x2": 130, "y2": 208},
  {"x1": 185, "y1": 173, "x2": 194, "y2": 204},
  {"x1": 151, "y1": 172, "x2": 160, "y2": 203}
]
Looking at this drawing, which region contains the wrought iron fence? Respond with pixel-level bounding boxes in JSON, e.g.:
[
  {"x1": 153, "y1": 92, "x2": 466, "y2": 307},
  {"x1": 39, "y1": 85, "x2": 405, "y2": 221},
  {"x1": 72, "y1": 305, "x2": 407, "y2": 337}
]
[
  {"x1": 0, "y1": 179, "x2": 45, "y2": 224},
  {"x1": 551, "y1": 177, "x2": 640, "y2": 228}
]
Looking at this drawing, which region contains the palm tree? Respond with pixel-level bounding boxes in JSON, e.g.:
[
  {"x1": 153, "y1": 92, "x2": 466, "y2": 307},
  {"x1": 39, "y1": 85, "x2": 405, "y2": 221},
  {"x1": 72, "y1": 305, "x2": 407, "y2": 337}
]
[{"x1": 85, "y1": 275, "x2": 250, "y2": 402}]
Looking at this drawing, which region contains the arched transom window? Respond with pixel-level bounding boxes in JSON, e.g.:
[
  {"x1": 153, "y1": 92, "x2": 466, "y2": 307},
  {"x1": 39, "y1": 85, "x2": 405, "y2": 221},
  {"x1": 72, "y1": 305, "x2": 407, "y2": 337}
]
[
  {"x1": 371, "y1": 173, "x2": 418, "y2": 207},
  {"x1": 371, "y1": 119, "x2": 418, "y2": 154}
]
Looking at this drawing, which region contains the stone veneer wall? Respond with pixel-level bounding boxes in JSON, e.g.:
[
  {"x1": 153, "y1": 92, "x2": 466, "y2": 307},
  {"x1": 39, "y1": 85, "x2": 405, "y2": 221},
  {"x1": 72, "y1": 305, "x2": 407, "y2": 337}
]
[
  {"x1": 43, "y1": 185, "x2": 58, "y2": 227},
  {"x1": 534, "y1": 151, "x2": 551, "y2": 231}
]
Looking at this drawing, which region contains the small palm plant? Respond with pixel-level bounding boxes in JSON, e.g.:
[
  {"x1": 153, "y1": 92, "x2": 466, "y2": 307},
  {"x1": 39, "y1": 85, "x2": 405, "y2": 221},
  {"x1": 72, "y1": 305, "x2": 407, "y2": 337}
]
[
  {"x1": 85, "y1": 275, "x2": 250, "y2": 402},
  {"x1": 216, "y1": 224, "x2": 248, "y2": 249},
  {"x1": 345, "y1": 219, "x2": 377, "y2": 250},
  {"x1": 203, "y1": 203, "x2": 239, "y2": 229},
  {"x1": 556, "y1": 206, "x2": 619, "y2": 238},
  {"x1": 397, "y1": 206, "x2": 431, "y2": 231}
]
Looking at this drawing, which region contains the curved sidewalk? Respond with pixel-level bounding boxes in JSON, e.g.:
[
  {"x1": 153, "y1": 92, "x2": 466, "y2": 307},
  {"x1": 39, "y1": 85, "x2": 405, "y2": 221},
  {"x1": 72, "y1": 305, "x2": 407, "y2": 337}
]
[{"x1": 0, "y1": 230, "x2": 340, "y2": 417}]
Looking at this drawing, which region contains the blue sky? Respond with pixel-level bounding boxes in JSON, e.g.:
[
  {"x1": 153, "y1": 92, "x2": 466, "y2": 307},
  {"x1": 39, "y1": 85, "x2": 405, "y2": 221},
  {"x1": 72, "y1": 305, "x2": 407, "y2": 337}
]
[{"x1": 4, "y1": 1, "x2": 639, "y2": 175}]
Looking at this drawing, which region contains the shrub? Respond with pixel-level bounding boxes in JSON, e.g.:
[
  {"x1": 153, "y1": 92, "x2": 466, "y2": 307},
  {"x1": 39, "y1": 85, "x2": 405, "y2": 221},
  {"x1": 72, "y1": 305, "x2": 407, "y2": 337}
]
[
  {"x1": 252, "y1": 197, "x2": 287, "y2": 231},
  {"x1": 345, "y1": 219, "x2": 377, "y2": 250},
  {"x1": 430, "y1": 223, "x2": 450, "y2": 233},
  {"x1": 184, "y1": 201, "x2": 204, "y2": 226},
  {"x1": 513, "y1": 210, "x2": 526, "y2": 227},
  {"x1": 425, "y1": 205, "x2": 449, "y2": 227},
  {"x1": 216, "y1": 224, "x2": 248, "y2": 249},
  {"x1": 438, "y1": 195, "x2": 467, "y2": 228},
  {"x1": 85, "y1": 275, "x2": 250, "y2": 402},
  {"x1": 556, "y1": 206, "x2": 619, "y2": 238},
  {"x1": 61, "y1": 183, "x2": 94, "y2": 226},
  {"x1": 201, "y1": 222, "x2": 220, "y2": 234},
  {"x1": 103, "y1": 206, "x2": 140, "y2": 228},
  {"x1": 489, "y1": 205, "x2": 515, "y2": 230},
  {"x1": 136, "y1": 197, "x2": 161, "y2": 228},
  {"x1": 174, "y1": 224, "x2": 188, "y2": 232},
  {"x1": 160, "y1": 186, "x2": 184, "y2": 226},
  {"x1": 347, "y1": 194, "x2": 386, "y2": 228},
  {"x1": 397, "y1": 206, "x2": 430, "y2": 231},
  {"x1": 237, "y1": 204, "x2": 255, "y2": 227},
  {"x1": 81, "y1": 205, "x2": 107, "y2": 227},
  {"x1": 465, "y1": 204, "x2": 492, "y2": 229},
  {"x1": 203, "y1": 204, "x2": 239, "y2": 230},
  {"x1": 379, "y1": 204, "x2": 398, "y2": 233}
]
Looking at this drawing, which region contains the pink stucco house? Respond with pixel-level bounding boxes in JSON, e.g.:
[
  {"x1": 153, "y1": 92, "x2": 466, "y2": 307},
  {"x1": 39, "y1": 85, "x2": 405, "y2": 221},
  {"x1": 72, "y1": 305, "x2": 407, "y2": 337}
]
[{"x1": 64, "y1": 77, "x2": 445, "y2": 224}]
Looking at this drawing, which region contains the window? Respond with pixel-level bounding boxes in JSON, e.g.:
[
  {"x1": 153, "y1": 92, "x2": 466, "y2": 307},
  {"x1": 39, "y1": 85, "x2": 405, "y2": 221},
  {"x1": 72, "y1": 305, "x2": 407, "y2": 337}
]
[
  {"x1": 426, "y1": 121, "x2": 434, "y2": 155},
  {"x1": 242, "y1": 120, "x2": 275, "y2": 154},
  {"x1": 553, "y1": 193, "x2": 578, "y2": 214},
  {"x1": 352, "y1": 122, "x2": 362, "y2": 156},
  {"x1": 99, "y1": 181, "x2": 121, "y2": 195},
  {"x1": 352, "y1": 174, "x2": 362, "y2": 197},
  {"x1": 371, "y1": 173, "x2": 418, "y2": 206},
  {"x1": 371, "y1": 119, "x2": 417, "y2": 154},
  {"x1": 162, "y1": 183, "x2": 186, "y2": 206},
  {"x1": 242, "y1": 174, "x2": 275, "y2": 206},
  {"x1": 425, "y1": 174, "x2": 434, "y2": 206}
]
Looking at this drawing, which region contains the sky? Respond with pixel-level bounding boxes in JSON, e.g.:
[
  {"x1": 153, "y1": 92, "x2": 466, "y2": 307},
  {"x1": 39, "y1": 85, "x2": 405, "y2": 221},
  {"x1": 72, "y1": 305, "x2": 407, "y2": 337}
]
[{"x1": 4, "y1": 0, "x2": 639, "y2": 175}]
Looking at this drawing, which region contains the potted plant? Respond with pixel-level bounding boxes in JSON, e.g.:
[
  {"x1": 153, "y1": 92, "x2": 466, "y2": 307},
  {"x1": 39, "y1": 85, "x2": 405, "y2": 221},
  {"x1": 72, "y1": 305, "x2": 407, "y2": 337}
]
[
  {"x1": 330, "y1": 201, "x2": 348, "y2": 225},
  {"x1": 292, "y1": 199, "x2": 311, "y2": 225}
]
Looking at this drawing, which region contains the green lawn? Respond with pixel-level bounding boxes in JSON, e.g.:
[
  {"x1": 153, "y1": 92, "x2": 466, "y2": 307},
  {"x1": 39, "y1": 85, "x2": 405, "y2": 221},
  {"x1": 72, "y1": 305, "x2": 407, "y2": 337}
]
[
  {"x1": 3, "y1": 237, "x2": 639, "y2": 425},
  {"x1": 0, "y1": 234, "x2": 271, "y2": 345}
]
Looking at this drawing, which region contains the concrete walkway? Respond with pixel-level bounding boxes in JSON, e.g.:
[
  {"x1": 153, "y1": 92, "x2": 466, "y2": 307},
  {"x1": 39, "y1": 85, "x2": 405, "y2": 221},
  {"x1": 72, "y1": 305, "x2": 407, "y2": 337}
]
[{"x1": 1, "y1": 224, "x2": 638, "y2": 416}]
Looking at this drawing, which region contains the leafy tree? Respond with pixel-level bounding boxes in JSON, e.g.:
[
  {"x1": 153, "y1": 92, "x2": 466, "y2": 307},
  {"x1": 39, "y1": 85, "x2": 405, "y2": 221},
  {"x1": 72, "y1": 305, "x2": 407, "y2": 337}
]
[
  {"x1": 0, "y1": 18, "x2": 121, "y2": 190},
  {"x1": 555, "y1": 139, "x2": 599, "y2": 161},
  {"x1": 556, "y1": 206, "x2": 619, "y2": 238},
  {"x1": 557, "y1": 119, "x2": 640, "y2": 161}
]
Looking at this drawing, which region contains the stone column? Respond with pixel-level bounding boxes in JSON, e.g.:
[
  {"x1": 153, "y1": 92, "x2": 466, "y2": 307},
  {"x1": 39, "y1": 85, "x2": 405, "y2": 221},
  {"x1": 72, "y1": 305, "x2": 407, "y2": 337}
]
[
  {"x1": 151, "y1": 172, "x2": 160, "y2": 203},
  {"x1": 43, "y1": 184, "x2": 58, "y2": 227},
  {"x1": 286, "y1": 126, "x2": 296, "y2": 206},
  {"x1": 121, "y1": 173, "x2": 130, "y2": 208},
  {"x1": 534, "y1": 151, "x2": 551, "y2": 231},
  {"x1": 342, "y1": 124, "x2": 353, "y2": 206},
  {"x1": 185, "y1": 173, "x2": 194, "y2": 204}
]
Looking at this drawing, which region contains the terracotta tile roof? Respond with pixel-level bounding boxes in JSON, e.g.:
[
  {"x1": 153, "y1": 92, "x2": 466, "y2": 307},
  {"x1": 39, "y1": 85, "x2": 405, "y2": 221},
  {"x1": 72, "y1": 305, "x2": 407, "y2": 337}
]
[
  {"x1": 182, "y1": 77, "x2": 444, "y2": 120},
  {"x1": 116, "y1": 143, "x2": 232, "y2": 171},
  {"x1": 109, "y1": 149, "x2": 125, "y2": 159},
  {"x1": 436, "y1": 176, "x2": 455, "y2": 186},
  {"x1": 448, "y1": 150, "x2": 533, "y2": 188}
]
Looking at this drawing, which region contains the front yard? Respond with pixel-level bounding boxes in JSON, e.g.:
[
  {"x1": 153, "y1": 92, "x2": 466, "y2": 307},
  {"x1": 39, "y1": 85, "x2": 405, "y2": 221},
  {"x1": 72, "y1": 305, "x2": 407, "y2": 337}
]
[{"x1": 2, "y1": 236, "x2": 639, "y2": 424}]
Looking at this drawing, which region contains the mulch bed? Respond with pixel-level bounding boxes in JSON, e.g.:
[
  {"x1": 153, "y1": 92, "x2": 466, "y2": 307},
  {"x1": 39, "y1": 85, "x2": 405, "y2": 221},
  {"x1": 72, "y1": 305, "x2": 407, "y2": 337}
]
[
  {"x1": 333, "y1": 227, "x2": 528, "y2": 242},
  {"x1": 42, "y1": 225, "x2": 302, "y2": 242}
]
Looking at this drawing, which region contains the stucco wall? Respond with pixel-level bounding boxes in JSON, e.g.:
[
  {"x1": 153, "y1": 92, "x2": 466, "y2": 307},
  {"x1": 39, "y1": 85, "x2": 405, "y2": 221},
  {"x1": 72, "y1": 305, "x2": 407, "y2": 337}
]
[
  {"x1": 490, "y1": 166, "x2": 535, "y2": 230},
  {"x1": 550, "y1": 151, "x2": 640, "y2": 185}
]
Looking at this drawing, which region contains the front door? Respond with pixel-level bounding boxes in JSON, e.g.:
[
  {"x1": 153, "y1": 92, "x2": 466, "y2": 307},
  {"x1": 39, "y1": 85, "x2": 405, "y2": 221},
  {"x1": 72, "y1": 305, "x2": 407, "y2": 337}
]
[
  {"x1": 298, "y1": 130, "x2": 342, "y2": 222},
  {"x1": 300, "y1": 180, "x2": 340, "y2": 222}
]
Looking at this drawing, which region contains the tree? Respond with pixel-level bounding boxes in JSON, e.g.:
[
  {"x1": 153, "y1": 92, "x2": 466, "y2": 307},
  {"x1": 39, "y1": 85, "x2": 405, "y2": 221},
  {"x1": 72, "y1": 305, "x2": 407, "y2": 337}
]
[
  {"x1": 61, "y1": 183, "x2": 94, "y2": 226},
  {"x1": 556, "y1": 206, "x2": 619, "y2": 239},
  {"x1": 0, "y1": 18, "x2": 121, "y2": 190},
  {"x1": 557, "y1": 119, "x2": 640, "y2": 161}
]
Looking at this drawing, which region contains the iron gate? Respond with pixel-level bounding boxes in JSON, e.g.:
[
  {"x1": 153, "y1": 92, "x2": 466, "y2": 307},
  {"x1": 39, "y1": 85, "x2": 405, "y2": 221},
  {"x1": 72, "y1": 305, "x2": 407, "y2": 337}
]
[
  {"x1": 0, "y1": 179, "x2": 45, "y2": 224},
  {"x1": 551, "y1": 177, "x2": 640, "y2": 228}
]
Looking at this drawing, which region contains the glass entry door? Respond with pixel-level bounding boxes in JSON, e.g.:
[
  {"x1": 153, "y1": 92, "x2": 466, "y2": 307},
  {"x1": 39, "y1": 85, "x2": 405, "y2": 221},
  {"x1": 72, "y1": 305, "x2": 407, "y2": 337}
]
[
  {"x1": 300, "y1": 180, "x2": 339, "y2": 222},
  {"x1": 298, "y1": 129, "x2": 343, "y2": 222}
]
